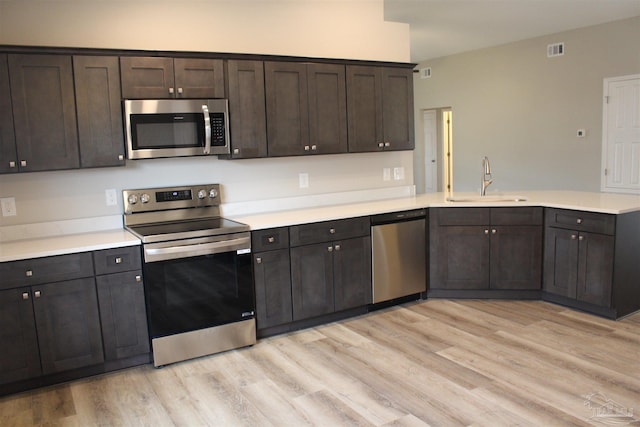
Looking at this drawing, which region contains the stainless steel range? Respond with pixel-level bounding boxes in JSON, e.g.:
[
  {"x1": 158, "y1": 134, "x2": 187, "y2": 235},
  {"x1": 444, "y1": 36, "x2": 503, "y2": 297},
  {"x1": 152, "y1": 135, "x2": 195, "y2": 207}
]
[{"x1": 123, "y1": 184, "x2": 255, "y2": 367}]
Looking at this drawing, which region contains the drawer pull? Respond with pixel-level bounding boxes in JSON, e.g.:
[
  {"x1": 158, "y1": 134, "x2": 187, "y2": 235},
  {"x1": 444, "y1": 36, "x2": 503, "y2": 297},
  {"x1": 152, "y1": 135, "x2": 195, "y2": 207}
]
[
  {"x1": 576, "y1": 218, "x2": 583, "y2": 224},
  {"x1": 26, "y1": 270, "x2": 33, "y2": 277},
  {"x1": 334, "y1": 244, "x2": 341, "y2": 251},
  {"x1": 484, "y1": 229, "x2": 489, "y2": 235},
  {"x1": 327, "y1": 246, "x2": 333, "y2": 252},
  {"x1": 571, "y1": 234, "x2": 577, "y2": 240},
  {"x1": 34, "y1": 290, "x2": 41, "y2": 298},
  {"x1": 491, "y1": 229, "x2": 497, "y2": 234},
  {"x1": 135, "y1": 275, "x2": 142, "y2": 282},
  {"x1": 115, "y1": 257, "x2": 123, "y2": 264},
  {"x1": 256, "y1": 257, "x2": 262, "y2": 264},
  {"x1": 267, "y1": 236, "x2": 275, "y2": 243},
  {"x1": 22, "y1": 292, "x2": 29, "y2": 300},
  {"x1": 329, "y1": 228, "x2": 336, "y2": 234},
  {"x1": 578, "y1": 235, "x2": 584, "y2": 241}
]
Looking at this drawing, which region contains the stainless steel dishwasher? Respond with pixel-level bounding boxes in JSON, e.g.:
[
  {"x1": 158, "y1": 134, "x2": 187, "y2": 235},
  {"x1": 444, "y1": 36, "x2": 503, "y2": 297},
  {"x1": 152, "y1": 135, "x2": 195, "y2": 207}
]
[{"x1": 371, "y1": 209, "x2": 427, "y2": 304}]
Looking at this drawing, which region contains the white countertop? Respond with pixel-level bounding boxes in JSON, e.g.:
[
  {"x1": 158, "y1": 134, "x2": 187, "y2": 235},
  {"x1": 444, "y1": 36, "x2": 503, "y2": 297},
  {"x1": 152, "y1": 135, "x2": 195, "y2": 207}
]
[
  {"x1": 2, "y1": 190, "x2": 639, "y2": 262},
  {"x1": 230, "y1": 190, "x2": 640, "y2": 230}
]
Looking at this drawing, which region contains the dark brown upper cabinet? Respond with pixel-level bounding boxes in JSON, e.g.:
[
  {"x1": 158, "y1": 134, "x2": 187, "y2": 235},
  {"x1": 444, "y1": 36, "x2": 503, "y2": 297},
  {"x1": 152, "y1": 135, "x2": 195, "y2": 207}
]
[
  {"x1": 8, "y1": 54, "x2": 80, "y2": 172},
  {"x1": 265, "y1": 62, "x2": 348, "y2": 157},
  {"x1": 347, "y1": 66, "x2": 414, "y2": 152},
  {"x1": 225, "y1": 60, "x2": 268, "y2": 159},
  {"x1": 120, "y1": 56, "x2": 225, "y2": 99},
  {"x1": 73, "y1": 56, "x2": 125, "y2": 168},
  {"x1": 0, "y1": 54, "x2": 17, "y2": 174}
]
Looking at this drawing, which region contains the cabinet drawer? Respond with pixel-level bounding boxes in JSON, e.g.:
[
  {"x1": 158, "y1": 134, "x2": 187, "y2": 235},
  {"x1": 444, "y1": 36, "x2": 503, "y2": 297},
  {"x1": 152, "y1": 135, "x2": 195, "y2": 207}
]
[
  {"x1": 433, "y1": 208, "x2": 490, "y2": 226},
  {"x1": 252, "y1": 227, "x2": 289, "y2": 252},
  {"x1": 0, "y1": 252, "x2": 94, "y2": 291},
  {"x1": 545, "y1": 208, "x2": 615, "y2": 235},
  {"x1": 93, "y1": 246, "x2": 141, "y2": 275},
  {"x1": 289, "y1": 217, "x2": 370, "y2": 246},
  {"x1": 491, "y1": 207, "x2": 543, "y2": 226}
]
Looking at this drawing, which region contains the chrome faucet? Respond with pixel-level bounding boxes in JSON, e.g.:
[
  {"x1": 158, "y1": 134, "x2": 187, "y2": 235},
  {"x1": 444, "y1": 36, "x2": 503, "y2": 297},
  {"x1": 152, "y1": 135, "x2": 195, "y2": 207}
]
[{"x1": 481, "y1": 156, "x2": 492, "y2": 196}]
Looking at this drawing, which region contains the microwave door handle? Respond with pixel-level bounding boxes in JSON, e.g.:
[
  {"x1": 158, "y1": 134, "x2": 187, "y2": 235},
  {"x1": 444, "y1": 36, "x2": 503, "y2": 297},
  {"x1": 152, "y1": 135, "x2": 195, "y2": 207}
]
[{"x1": 202, "y1": 104, "x2": 211, "y2": 154}]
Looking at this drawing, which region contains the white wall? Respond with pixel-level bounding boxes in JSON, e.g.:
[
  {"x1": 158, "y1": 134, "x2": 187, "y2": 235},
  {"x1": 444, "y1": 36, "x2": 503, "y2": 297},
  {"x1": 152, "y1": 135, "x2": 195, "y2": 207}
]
[
  {"x1": 412, "y1": 16, "x2": 640, "y2": 194},
  {"x1": 0, "y1": 0, "x2": 412, "y2": 226}
]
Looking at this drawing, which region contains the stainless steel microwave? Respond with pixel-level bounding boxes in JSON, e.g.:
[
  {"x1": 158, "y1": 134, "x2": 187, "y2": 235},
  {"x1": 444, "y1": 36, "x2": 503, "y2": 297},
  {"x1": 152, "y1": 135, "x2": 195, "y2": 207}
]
[{"x1": 124, "y1": 99, "x2": 230, "y2": 159}]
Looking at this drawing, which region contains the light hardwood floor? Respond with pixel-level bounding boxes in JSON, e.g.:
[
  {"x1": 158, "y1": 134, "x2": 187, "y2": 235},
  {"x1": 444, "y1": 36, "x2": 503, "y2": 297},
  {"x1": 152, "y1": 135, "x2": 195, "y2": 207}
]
[{"x1": 1, "y1": 299, "x2": 639, "y2": 426}]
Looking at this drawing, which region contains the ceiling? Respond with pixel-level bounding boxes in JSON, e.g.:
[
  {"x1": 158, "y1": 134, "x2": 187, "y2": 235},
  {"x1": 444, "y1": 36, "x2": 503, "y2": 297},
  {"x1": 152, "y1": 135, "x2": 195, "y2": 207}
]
[{"x1": 384, "y1": 0, "x2": 640, "y2": 63}]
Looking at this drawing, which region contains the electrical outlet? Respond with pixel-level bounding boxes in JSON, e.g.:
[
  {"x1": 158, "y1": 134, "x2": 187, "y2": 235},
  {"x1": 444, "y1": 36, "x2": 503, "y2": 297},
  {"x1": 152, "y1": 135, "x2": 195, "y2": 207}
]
[
  {"x1": 383, "y1": 168, "x2": 391, "y2": 181},
  {"x1": 299, "y1": 173, "x2": 309, "y2": 189},
  {"x1": 577, "y1": 129, "x2": 586, "y2": 138},
  {"x1": 393, "y1": 167, "x2": 405, "y2": 180},
  {"x1": 105, "y1": 189, "x2": 118, "y2": 206},
  {"x1": 1, "y1": 197, "x2": 17, "y2": 217}
]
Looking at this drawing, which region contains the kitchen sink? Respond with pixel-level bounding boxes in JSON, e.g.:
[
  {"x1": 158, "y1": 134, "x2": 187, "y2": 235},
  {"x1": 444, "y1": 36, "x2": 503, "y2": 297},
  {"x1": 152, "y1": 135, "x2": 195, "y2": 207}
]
[{"x1": 446, "y1": 195, "x2": 528, "y2": 203}]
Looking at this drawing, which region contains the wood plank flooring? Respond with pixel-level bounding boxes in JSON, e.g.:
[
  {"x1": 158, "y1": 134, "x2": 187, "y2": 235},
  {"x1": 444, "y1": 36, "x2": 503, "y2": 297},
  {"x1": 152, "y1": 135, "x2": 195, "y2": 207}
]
[{"x1": 1, "y1": 299, "x2": 639, "y2": 426}]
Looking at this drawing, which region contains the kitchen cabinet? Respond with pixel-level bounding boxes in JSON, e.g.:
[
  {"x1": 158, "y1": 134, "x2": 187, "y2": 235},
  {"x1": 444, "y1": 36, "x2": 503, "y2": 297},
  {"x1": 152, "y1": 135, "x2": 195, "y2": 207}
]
[
  {"x1": 73, "y1": 56, "x2": 125, "y2": 168},
  {"x1": 429, "y1": 207, "x2": 542, "y2": 293},
  {"x1": 0, "y1": 54, "x2": 17, "y2": 174},
  {"x1": 346, "y1": 66, "x2": 414, "y2": 152},
  {"x1": 94, "y1": 247, "x2": 149, "y2": 361},
  {"x1": 265, "y1": 62, "x2": 348, "y2": 157},
  {"x1": 252, "y1": 228, "x2": 293, "y2": 330},
  {"x1": 120, "y1": 56, "x2": 225, "y2": 99},
  {"x1": 226, "y1": 60, "x2": 268, "y2": 159},
  {"x1": 544, "y1": 209, "x2": 615, "y2": 308},
  {"x1": 0, "y1": 252, "x2": 103, "y2": 386},
  {"x1": 7, "y1": 54, "x2": 80, "y2": 172},
  {"x1": 290, "y1": 217, "x2": 371, "y2": 321}
]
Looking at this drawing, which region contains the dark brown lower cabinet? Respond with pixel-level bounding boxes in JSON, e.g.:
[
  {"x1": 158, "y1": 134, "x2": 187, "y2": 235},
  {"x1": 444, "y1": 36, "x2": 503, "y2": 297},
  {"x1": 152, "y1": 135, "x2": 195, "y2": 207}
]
[{"x1": 253, "y1": 249, "x2": 293, "y2": 329}]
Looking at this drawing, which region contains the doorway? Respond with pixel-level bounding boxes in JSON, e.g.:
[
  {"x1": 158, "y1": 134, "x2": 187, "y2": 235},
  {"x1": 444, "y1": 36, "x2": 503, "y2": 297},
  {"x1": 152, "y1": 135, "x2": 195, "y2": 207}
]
[{"x1": 423, "y1": 108, "x2": 453, "y2": 193}]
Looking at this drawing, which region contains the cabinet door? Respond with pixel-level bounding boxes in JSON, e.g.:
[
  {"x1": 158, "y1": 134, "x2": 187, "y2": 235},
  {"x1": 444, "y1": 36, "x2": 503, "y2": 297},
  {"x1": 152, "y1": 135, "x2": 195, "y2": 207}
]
[
  {"x1": 0, "y1": 54, "x2": 18, "y2": 174},
  {"x1": 9, "y1": 54, "x2": 79, "y2": 172},
  {"x1": 543, "y1": 227, "x2": 579, "y2": 298},
  {"x1": 73, "y1": 56, "x2": 125, "y2": 168},
  {"x1": 96, "y1": 271, "x2": 150, "y2": 360},
  {"x1": 490, "y1": 226, "x2": 542, "y2": 290},
  {"x1": 0, "y1": 288, "x2": 41, "y2": 384},
  {"x1": 333, "y1": 237, "x2": 372, "y2": 311},
  {"x1": 577, "y1": 232, "x2": 614, "y2": 307},
  {"x1": 174, "y1": 58, "x2": 225, "y2": 99},
  {"x1": 227, "y1": 60, "x2": 268, "y2": 158},
  {"x1": 253, "y1": 249, "x2": 293, "y2": 329},
  {"x1": 291, "y1": 243, "x2": 334, "y2": 320},
  {"x1": 265, "y1": 62, "x2": 309, "y2": 156},
  {"x1": 346, "y1": 65, "x2": 383, "y2": 152},
  {"x1": 33, "y1": 278, "x2": 104, "y2": 375},
  {"x1": 381, "y1": 67, "x2": 414, "y2": 150},
  {"x1": 430, "y1": 226, "x2": 490, "y2": 290},
  {"x1": 308, "y1": 63, "x2": 348, "y2": 155},
  {"x1": 120, "y1": 56, "x2": 174, "y2": 98}
]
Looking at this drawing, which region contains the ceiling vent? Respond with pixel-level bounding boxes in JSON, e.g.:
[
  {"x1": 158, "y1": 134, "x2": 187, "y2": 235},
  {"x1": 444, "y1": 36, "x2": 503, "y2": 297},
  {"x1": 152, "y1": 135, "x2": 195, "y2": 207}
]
[
  {"x1": 420, "y1": 67, "x2": 432, "y2": 79},
  {"x1": 547, "y1": 42, "x2": 565, "y2": 58}
]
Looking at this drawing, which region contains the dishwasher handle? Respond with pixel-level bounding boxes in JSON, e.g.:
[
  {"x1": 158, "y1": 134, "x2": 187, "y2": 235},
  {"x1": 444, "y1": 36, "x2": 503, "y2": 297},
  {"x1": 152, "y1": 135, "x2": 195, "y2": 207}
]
[{"x1": 370, "y1": 209, "x2": 426, "y2": 226}]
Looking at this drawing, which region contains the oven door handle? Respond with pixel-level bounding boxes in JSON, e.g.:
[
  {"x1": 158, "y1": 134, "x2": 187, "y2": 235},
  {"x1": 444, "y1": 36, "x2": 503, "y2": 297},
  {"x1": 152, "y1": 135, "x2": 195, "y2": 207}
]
[{"x1": 144, "y1": 236, "x2": 250, "y2": 262}]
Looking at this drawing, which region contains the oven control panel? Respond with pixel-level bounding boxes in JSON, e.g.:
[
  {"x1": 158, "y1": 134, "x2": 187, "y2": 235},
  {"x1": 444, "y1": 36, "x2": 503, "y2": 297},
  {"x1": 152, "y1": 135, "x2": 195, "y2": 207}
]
[{"x1": 123, "y1": 184, "x2": 220, "y2": 214}]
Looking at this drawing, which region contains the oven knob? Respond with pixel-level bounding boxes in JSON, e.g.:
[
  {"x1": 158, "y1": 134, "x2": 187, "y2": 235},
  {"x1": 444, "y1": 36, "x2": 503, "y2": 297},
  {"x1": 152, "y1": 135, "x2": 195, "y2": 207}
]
[
  {"x1": 209, "y1": 188, "x2": 218, "y2": 199},
  {"x1": 140, "y1": 193, "x2": 150, "y2": 204},
  {"x1": 127, "y1": 194, "x2": 138, "y2": 205},
  {"x1": 197, "y1": 189, "x2": 207, "y2": 199}
]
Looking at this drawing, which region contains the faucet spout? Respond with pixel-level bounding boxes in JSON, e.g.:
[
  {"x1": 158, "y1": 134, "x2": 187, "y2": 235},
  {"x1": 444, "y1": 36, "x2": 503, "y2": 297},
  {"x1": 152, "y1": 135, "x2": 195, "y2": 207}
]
[{"x1": 481, "y1": 156, "x2": 492, "y2": 196}]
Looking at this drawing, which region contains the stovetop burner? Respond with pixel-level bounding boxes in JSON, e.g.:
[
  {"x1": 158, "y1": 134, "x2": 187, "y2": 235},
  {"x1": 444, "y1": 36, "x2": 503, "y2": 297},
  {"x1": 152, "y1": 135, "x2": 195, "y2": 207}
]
[{"x1": 127, "y1": 217, "x2": 250, "y2": 244}]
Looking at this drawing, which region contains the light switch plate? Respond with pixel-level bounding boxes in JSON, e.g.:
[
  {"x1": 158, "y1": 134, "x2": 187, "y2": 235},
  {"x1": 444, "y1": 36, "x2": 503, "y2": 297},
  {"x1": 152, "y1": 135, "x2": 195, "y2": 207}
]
[
  {"x1": 299, "y1": 173, "x2": 309, "y2": 188},
  {"x1": 1, "y1": 197, "x2": 17, "y2": 216},
  {"x1": 105, "y1": 189, "x2": 118, "y2": 206}
]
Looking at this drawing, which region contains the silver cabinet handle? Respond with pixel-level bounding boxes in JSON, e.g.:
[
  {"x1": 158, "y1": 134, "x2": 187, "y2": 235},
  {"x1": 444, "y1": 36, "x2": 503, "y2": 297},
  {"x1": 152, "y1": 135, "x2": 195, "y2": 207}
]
[
  {"x1": 177, "y1": 87, "x2": 183, "y2": 95},
  {"x1": 118, "y1": 154, "x2": 124, "y2": 161},
  {"x1": 169, "y1": 87, "x2": 174, "y2": 94},
  {"x1": 334, "y1": 244, "x2": 341, "y2": 251},
  {"x1": 233, "y1": 148, "x2": 240, "y2": 154},
  {"x1": 115, "y1": 257, "x2": 123, "y2": 264},
  {"x1": 484, "y1": 229, "x2": 489, "y2": 235},
  {"x1": 578, "y1": 235, "x2": 584, "y2": 241},
  {"x1": 34, "y1": 291, "x2": 41, "y2": 298},
  {"x1": 256, "y1": 257, "x2": 262, "y2": 264},
  {"x1": 384, "y1": 142, "x2": 390, "y2": 147},
  {"x1": 21, "y1": 160, "x2": 27, "y2": 167},
  {"x1": 576, "y1": 218, "x2": 583, "y2": 224},
  {"x1": 267, "y1": 236, "x2": 275, "y2": 243},
  {"x1": 327, "y1": 246, "x2": 333, "y2": 252},
  {"x1": 26, "y1": 270, "x2": 33, "y2": 277},
  {"x1": 311, "y1": 145, "x2": 317, "y2": 151},
  {"x1": 304, "y1": 145, "x2": 310, "y2": 151},
  {"x1": 135, "y1": 275, "x2": 142, "y2": 282},
  {"x1": 9, "y1": 161, "x2": 16, "y2": 168},
  {"x1": 571, "y1": 234, "x2": 577, "y2": 240},
  {"x1": 202, "y1": 104, "x2": 211, "y2": 154},
  {"x1": 378, "y1": 142, "x2": 384, "y2": 148},
  {"x1": 491, "y1": 229, "x2": 497, "y2": 234},
  {"x1": 22, "y1": 292, "x2": 29, "y2": 300},
  {"x1": 329, "y1": 228, "x2": 336, "y2": 234}
]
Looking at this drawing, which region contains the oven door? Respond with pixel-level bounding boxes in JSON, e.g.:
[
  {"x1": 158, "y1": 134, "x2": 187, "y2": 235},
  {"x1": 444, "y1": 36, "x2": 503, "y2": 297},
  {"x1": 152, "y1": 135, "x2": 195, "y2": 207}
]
[{"x1": 141, "y1": 232, "x2": 254, "y2": 339}]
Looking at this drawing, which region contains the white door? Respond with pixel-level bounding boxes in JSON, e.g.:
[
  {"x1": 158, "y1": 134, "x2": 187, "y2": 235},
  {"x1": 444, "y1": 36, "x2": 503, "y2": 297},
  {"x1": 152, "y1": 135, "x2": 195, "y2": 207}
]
[
  {"x1": 423, "y1": 110, "x2": 437, "y2": 192},
  {"x1": 602, "y1": 75, "x2": 640, "y2": 194}
]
